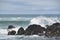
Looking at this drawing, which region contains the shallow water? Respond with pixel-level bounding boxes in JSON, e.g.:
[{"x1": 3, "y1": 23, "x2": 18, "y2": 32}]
[{"x1": 0, "y1": 35, "x2": 60, "y2": 40}]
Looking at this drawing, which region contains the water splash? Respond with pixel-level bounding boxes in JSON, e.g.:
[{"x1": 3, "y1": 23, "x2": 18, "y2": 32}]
[{"x1": 30, "y1": 16, "x2": 60, "y2": 28}]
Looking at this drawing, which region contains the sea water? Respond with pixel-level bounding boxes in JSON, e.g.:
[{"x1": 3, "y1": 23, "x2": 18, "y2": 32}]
[{"x1": 0, "y1": 14, "x2": 60, "y2": 40}]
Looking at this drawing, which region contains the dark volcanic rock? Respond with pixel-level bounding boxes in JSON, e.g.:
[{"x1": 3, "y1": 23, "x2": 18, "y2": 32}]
[
  {"x1": 8, "y1": 30, "x2": 16, "y2": 35},
  {"x1": 54, "y1": 28, "x2": 60, "y2": 36},
  {"x1": 25, "y1": 24, "x2": 45, "y2": 35},
  {"x1": 45, "y1": 23, "x2": 60, "y2": 37},
  {"x1": 17, "y1": 27, "x2": 25, "y2": 35},
  {"x1": 8, "y1": 25, "x2": 15, "y2": 29}
]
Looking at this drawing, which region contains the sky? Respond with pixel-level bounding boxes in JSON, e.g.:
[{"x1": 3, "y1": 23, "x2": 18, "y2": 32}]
[{"x1": 0, "y1": 0, "x2": 60, "y2": 14}]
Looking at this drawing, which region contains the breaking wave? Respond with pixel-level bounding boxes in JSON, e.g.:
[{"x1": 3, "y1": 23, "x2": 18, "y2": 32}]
[{"x1": 30, "y1": 16, "x2": 60, "y2": 28}]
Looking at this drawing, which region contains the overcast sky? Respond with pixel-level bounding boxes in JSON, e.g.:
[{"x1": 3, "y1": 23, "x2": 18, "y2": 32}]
[{"x1": 0, "y1": 0, "x2": 60, "y2": 14}]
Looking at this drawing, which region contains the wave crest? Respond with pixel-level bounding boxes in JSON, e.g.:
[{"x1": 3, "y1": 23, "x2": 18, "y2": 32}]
[
  {"x1": 30, "y1": 16, "x2": 60, "y2": 28},
  {"x1": 0, "y1": 17, "x2": 32, "y2": 21}
]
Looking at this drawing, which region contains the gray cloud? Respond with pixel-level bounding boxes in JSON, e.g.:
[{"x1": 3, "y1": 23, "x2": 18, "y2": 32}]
[{"x1": 0, "y1": 0, "x2": 60, "y2": 14}]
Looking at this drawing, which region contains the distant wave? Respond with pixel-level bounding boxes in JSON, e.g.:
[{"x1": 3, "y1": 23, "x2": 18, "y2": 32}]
[
  {"x1": 30, "y1": 16, "x2": 60, "y2": 28},
  {"x1": 0, "y1": 17, "x2": 32, "y2": 21}
]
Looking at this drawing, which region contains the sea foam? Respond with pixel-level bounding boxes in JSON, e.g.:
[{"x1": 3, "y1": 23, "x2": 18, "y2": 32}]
[{"x1": 30, "y1": 16, "x2": 60, "y2": 28}]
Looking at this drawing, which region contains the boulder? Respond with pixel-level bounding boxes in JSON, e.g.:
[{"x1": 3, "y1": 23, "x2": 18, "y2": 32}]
[
  {"x1": 8, "y1": 25, "x2": 15, "y2": 29},
  {"x1": 45, "y1": 23, "x2": 60, "y2": 36},
  {"x1": 55, "y1": 28, "x2": 60, "y2": 36},
  {"x1": 17, "y1": 27, "x2": 25, "y2": 35},
  {"x1": 25, "y1": 24, "x2": 45, "y2": 35},
  {"x1": 8, "y1": 30, "x2": 16, "y2": 35}
]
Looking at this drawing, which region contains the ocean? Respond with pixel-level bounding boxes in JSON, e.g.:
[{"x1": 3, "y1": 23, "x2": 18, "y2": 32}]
[{"x1": 0, "y1": 14, "x2": 60, "y2": 40}]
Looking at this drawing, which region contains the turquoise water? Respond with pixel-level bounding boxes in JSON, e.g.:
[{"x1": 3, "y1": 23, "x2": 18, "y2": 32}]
[{"x1": 0, "y1": 14, "x2": 60, "y2": 40}]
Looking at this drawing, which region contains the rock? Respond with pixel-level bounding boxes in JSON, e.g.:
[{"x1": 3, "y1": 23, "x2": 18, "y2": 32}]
[
  {"x1": 8, "y1": 25, "x2": 15, "y2": 29},
  {"x1": 17, "y1": 27, "x2": 25, "y2": 35},
  {"x1": 25, "y1": 24, "x2": 45, "y2": 35},
  {"x1": 45, "y1": 23, "x2": 60, "y2": 37},
  {"x1": 55, "y1": 28, "x2": 60, "y2": 36},
  {"x1": 8, "y1": 30, "x2": 16, "y2": 35},
  {"x1": 7, "y1": 25, "x2": 16, "y2": 35},
  {"x1": 53, "y1": 23, "x2": 60, "y2": 26}
]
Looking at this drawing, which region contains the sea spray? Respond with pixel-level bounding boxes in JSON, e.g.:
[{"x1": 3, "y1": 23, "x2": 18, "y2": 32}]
[{"x1": 29, "y1": 16, "x2": 60, "y2": 28}]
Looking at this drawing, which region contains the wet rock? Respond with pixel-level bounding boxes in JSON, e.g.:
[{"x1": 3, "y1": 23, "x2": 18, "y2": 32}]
[
  {"x1": 25, "y1": 24, "x2": 45, "y2": 35},
  {"x1": 8, "y1": 30, "x2": 16, "y2": 35},
  {"x1": 55, "y1": 28, "x2": 60, "y2": 36},
  {"x1": 8, "y1": 25, "x2": 15, "y2": 29},
  {"x1": 45, "y1": 23, "x2": 60, "y2": 37},
  {"x1": 17, "y1": 27, "x2": 25, "y2": 35}
]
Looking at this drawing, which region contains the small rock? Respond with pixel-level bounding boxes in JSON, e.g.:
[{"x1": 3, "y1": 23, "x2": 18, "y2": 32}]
[
  {"x1": 8, "y1": 25, "x2": 15, "y2": 29},
  {"x1": 8, "y1": 30, "x2": 16, "y2": 35},
  {"x1": 17, "y1": 27, "x2": 25, "y2": 35}
]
